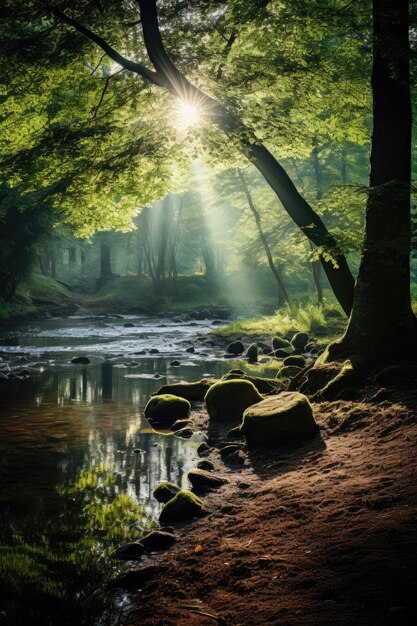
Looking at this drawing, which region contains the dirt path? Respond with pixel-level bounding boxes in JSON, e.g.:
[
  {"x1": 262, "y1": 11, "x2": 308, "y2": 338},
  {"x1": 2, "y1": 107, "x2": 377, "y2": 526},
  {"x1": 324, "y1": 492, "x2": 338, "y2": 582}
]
[{"x1": 121, "y1": 387, "x2": 417, "y2": 626}]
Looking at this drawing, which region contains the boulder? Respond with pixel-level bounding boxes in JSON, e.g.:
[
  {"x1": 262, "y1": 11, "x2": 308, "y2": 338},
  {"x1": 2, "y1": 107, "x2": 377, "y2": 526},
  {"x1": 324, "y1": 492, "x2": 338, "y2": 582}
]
[
  {"x1": 188, "y1": 469, "x2": 227, "y2": 491},
  {"x1": 241, "y1": 392, "x2": 318, "y2": 447},
  {"x1": 274, "y1": 348, "x2": 293, "y2": 358},
  {"x1": 71, "y1": 356, "x2": 90, "y2": 364},
  {"x1": 205, "y1": 379, "x2": 262, "y2": 422},
  {"x1": 186, "y1": 346, "x2": 195, "y2": 353},
  {"x1": 219, "y1": 444, "x2": 244, "y2": 459},
  {"x1": 246, "y1": 344, "x2": 258, "y2": 363},
  {"x1": 141, "y1": 530, "x2": 177, "y2": 552},
  {"x1": 153, "y1": 481, "x2": 181, "y2": 503},
  {"x1": 197, "y1": 442, "x2": 211, "y2": 456},
  {"x1": 149, "y1": 348, "x2": 160, "y2": 354},
  {"x1": 174, "y1": 427, "x2": 194, "y2": 439},
  {"x1": 291, "y1": 332, "x2": 310, "y2": 351},
  {"x1": 221, "y1": 373, "x2": 278, "y2": 394},
  {"x1": 123, "y1": 322, "x2": 135, "y2": 328},
  {"x1": 170, "y1": 360, "x2": 181, "y2": 366},
  {"x1": 227, "y1": 341, "x2": 245, "y2": 355},
  {"x1": 197, "y1": 460, "x2": 215, "y2": 471},
  {"x1": 159, "y1": 490, "x2": 203, "y2": 524},
  {"x1": 277, "y1": 365, "x2": 303, "y2": 379},
  {"x1": 283, "y1": 355, "x2": 306, "y2": 368},
  {"x1": 227, "y1": 426, "x2": 245, "y2": 440},
  {"x1": 154, "y1": 380, "x2": 213, "y2": 402},
  {"x1": 224, "y1": 368, "x2": 245, "y2": 376},
  {"x1": 113, "y1": 542, "x2": 145, "y2": 561},
  {"x1": 145, "y1": 394, "x2": 190, "y2": 423},
  {"x1": 272, "y1": 336, "x2": 291, "y2": 350}
]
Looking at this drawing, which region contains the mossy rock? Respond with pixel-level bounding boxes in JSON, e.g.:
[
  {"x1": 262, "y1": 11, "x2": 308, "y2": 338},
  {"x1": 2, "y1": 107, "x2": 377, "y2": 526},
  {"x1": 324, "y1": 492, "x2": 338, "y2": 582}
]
[
  {"x1": 276, "y1": 365, "x2": 303, "y2": 379},
  {"x1": 224, "y1": 368, "x2": 245, "y2": 376},
  {"x1": 159, "y1": 490, "x2": 203, "y2": 524},
  {"x1": 227, "y1": 341, "x2": 245, "y2": 355},
  {"x1": 144, "y1": 394, "x2": 190, "y2": 423},
  {"x1": 272, "y1": 336, "x2": 291, "y2": 350},
  {"x1": 291, "y1": 332, "x2": 310, "y2": 350},
  {"x1": 153, "y1": 380, "x2": 213, "y2": 402},
  {"x1": 204, "y1": 379, "x2": 262, "y2": 421},
  {"x1": 222, "y1": 372, "x2": 278, "y2": 394},
  {"x1": 241, "y1": 392, "x2": 317, "y2": 447},
  {"x1": 283, "y1": 355, "x2": 306, "y2": 368},
  {"x1": 153, "y1": 481, "x2": 181, "y2": 504},
  {"x1": 246, "y1": 344, "x2": 258, "y2": 363},
  {"x1": 274, "y1": 347, "x2": 293, "y2": 358}
]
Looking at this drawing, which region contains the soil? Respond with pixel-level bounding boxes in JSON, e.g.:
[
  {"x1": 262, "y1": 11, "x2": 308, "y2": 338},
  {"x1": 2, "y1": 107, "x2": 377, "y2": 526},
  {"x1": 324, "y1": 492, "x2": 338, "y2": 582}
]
[{"x1": 119, "y1": 382, "x2": 417, "y2": 626}]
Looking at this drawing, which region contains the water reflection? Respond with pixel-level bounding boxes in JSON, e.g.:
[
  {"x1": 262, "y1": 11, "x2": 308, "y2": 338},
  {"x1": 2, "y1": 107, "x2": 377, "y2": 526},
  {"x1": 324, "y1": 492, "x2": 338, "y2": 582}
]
[{"x1": 0, "y1": 360, "x2": 216, "y2": 626}]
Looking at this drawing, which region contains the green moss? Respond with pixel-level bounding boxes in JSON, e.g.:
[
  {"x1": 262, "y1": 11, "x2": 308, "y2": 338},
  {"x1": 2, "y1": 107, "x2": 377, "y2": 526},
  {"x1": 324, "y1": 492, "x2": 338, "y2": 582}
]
[
  {"x1": 154, "y1": 380, "x2": 213, "y2": 402},
  {"x1": 204, "y1": 379, "x2": 262, "y2": 421},
  {"x1": 246, "y1": 344, "x2": 258, "y2": 363},
  {"x1": 272, "y1": 336, "x2": 290, "y2": 350},
  {"x1": 241, "y1": 392, "x2": 317, "y2": 447},
  {"x1": 316, "y1": 362, "x2": 359, "y2": 400},
  {"x1": 276, "y1": 365, "x2": 303, "y2": 380},
  {"x1": 144, "y1": 394, "x2": 191, "y2": 422},
  {"x1": 159, "y1": 490, "x2": 203, "y2": 524},
  {"x1": 152, "y1": 482, "x2": 181, "y2": 504},
  {"x1": 0, "y1": 273, "x2": 73, "y2": 320}
]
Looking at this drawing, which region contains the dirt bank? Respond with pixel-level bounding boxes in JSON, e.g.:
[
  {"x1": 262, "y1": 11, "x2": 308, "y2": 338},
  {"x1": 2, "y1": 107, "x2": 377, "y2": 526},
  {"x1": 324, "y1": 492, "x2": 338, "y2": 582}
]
[{"x1": 117, "y1": 382, "x2": 417, "y2": 626}]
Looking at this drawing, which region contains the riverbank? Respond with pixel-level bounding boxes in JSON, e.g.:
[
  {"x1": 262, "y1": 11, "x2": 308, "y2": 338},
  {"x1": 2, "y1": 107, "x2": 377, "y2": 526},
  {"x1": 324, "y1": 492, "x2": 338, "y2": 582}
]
[
  {"x1": 121, "y1": 379, "x2": 417, "y2": 626},
  {"x1": 0, "y1": 272, "x2": 279, "y2": 322}
]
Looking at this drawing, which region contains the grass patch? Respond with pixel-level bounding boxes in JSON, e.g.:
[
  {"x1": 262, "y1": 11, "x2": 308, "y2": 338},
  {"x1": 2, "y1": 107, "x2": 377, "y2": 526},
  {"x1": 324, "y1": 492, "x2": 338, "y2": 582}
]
[{"x1": 215, "y1": 303, "x2": 345, "y2": 345}]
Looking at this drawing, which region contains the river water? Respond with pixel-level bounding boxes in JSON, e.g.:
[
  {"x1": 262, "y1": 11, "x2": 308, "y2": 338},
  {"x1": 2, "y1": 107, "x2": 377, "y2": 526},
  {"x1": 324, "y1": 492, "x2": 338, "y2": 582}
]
[{"x1": 0, "y1": 315, "x2": 251, "y2": 626}]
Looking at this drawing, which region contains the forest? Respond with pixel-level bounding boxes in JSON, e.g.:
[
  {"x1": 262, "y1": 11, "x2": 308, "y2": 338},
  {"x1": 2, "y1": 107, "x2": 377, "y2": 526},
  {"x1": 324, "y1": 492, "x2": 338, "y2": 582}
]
[{"x1": 0, "y1": 1, "x2": 416, "y2": 625}]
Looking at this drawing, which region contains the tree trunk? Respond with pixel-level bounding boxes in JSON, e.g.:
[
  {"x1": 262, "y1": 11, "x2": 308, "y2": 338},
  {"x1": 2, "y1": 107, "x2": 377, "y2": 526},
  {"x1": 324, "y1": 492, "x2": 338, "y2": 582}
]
[
  {"x1": 238, "y1": 169, "x2": 291, "y2": 308},
  {"x1": 310, "y1": 142, "x2": 324, "y2": 305},
  {"x1": 68, "y1": 247, "x2": 76, "y2": 265},
  {"x1": 100, "y1": 241, "x2": 113, "y2": 280},
  {"x1": 49, "y1": 250, "x2": 56, "y2": 279},
  {"x1": 80, "y1": 249, "x2": 86, "y2": 272},
  {"x1": 327, "y1": 0, "x2": 417, "y2": 369}
]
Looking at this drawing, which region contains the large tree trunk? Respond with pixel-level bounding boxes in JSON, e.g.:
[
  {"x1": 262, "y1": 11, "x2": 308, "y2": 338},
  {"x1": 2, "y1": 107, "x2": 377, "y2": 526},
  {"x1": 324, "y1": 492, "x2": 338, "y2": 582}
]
[{"x1": 327, "y1": 0, "x2": 417, "y2": 369}]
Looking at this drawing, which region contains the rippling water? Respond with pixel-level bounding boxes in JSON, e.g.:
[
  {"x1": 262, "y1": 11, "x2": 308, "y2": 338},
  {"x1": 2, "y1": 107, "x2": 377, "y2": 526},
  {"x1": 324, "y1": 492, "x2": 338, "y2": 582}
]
[{"x1": 0, "y1": 316, "x2": 241, "y2": 626}]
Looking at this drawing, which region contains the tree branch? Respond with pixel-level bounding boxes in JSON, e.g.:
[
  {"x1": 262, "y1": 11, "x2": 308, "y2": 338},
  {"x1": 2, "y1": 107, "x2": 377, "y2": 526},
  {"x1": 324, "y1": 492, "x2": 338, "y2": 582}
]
[{"x1": 51, "y1": 7, "x2": 167, "y2": 88}]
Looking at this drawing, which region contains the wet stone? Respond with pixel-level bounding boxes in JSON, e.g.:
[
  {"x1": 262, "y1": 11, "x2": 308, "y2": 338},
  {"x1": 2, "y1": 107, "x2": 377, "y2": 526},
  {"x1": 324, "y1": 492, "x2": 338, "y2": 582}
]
[
  {"x1": 113, "y1": 542, "x2": 145, "y2": 561},
  {"x1": 141, "y1": 530, "x2": 177, "y2": 552},
  {"x1": 197, "y1": 460, "x2": 215, "y2": 471}
]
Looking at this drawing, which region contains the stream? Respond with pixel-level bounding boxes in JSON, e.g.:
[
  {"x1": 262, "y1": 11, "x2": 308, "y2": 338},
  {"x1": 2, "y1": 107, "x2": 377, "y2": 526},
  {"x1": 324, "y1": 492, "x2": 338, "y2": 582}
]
[{"x1": 0, "y1": 314, "x2": 261, "y2": 626}]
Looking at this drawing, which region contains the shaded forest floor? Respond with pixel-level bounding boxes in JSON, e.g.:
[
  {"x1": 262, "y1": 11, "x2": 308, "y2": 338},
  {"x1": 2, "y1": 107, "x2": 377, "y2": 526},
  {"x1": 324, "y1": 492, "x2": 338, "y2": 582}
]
[{"x1": 121, "y1": 384, "x2": 417, "y2": 626}]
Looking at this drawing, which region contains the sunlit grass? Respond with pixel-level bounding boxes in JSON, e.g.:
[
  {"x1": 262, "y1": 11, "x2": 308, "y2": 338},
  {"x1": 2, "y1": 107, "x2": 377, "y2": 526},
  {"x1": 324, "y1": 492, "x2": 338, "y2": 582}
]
[{"x1": 214, "y1": 303, "x2": 345, "y2": 345}]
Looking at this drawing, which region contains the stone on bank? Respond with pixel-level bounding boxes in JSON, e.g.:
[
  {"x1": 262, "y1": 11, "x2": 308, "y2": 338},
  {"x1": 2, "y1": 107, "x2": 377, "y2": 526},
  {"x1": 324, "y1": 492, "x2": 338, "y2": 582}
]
[
  {"x1": 159, "y1": 490, "x2": 203, "y2": 524},
  {"x1": 204, "y1": 379, "x2": 263, "y2": 421},
  {"x1": 240, "y1": 391, "x2": 317, "y2": 447},
  {"x1": 144, "y1": 394, "x2": 190, "y2": 423}
]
